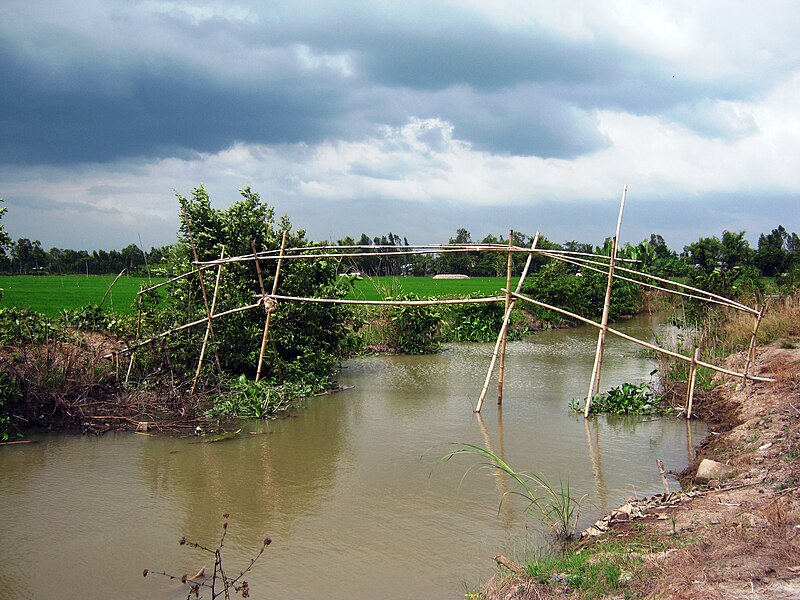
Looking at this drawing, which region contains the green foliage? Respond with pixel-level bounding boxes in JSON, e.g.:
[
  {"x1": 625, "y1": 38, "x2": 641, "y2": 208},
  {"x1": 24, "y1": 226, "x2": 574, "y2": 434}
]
[
  {"x1": 209, "y1": 374, "x2": 327, "y2": 419},
  {"x1": 0, "y1": 370, "x2": 23, "y2": 440},
  {"x1": 138, "y1": 186, "x2": 353, "y2": 387},
  {"x1": 443, "y1": 296, "x2": 509, "y2": 342},
  {"x1": 445, "y1": 444, "x2": 583, "y2": 542},
  {"x1": 519, "y1": 261, "x2": 642, "y2": 325},
  {"x1": 59, "y1": 305, "x2": 134, "y2": 335},
  {"x1": 524, "y1": 549, "x2": 623, "y2": 596},
  {"x1": 0, "y1": 307, "x2": 60, "y2": 345},
  {"x1": 571, "y1": 377, "x2": 669, "y2": 415},
  {"x1": 386, "y1": 293, "x2": 442, "y2": 354}
]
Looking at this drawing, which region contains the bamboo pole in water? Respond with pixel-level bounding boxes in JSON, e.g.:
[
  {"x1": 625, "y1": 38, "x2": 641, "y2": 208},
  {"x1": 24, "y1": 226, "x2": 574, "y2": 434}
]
[
  {"x1": 191, "y1": 246, "x2": 225, "y2": 394},
  {"x1": 585, "y1": 185, "x2": 627, "y2": 418},
  {"x1": 497, "y1": 230, "x2": 514, "y2": 405},
  {"x1": 475, "y1": 233, "x2": 540, "y2": 413},
  {"x1": 685, "y1": 347, "x2": 700, "y2": 419},
  {"x1": 256, "y1": 231, "x2": 288, "y2": 383},
  {"x1": 99, "y1": 268, "x2": 126, "y2": 308}
]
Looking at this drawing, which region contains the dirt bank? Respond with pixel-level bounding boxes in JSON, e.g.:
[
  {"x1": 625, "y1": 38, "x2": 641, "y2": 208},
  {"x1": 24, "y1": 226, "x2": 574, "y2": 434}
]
[{"x1": 484, "y1": 342, "x2": 800, "y2": 599}]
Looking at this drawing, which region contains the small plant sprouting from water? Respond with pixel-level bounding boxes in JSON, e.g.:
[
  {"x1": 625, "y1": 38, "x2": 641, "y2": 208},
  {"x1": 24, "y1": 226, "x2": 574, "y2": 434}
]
[
  {"x1": 444, "y1": 444, "x2": 584, "y2": 543},
  {"x1": 144, "y1": 513, "x2": 271, "y2": 599}
]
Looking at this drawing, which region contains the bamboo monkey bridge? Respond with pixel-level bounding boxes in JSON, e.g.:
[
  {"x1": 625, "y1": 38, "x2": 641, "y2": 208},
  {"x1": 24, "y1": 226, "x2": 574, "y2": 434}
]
[{"x1": 109, "y1": 186, "x2": 774, "y2": 418}]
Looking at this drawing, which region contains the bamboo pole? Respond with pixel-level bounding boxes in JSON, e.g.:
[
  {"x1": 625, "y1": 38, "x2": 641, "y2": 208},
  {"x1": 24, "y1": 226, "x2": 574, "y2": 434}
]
[
  {"x1": 543, "y1": 251, "x2": 756, "y2": 314},
  {"x1": 256, "y1": 231, "x2": 288, "y2": 383},
  {"x1": 124, "y1": 351, "x2": 136, "y2": 386},
  {"x1": 585, "y1": 185, "x2": 627, "y2": 418},
  {"x1": 181, "y1": 208, "x2": 222, "y2": 372},
  {"x1": 741, "y1": 304, "x2": 766, "y2": 387},
  {"x1": 269, "y1": 294, "x2": 505, "y2": 307},
  {"x1": 137, "y1": 264, "x2": 215, "y2": 295},
  {"x1": 508, "y1": 289, "x2": 775, "y2": 382},
  {"x1": 107, "y1": 301, "x2": 263, "y2": 358},
  {"x1": 475, "y1": 234, "x2": 540, "y2": 413},
  {"x1": 685, "y1": 347, "x2": 700, "y2": 419},
  {"x1": 99, "y1": 268, "x2": 126, "y2": 308},
  {"x1": 497, "y1": 230, "x2": 514, "y2": 405},
  {"x1": 194, "y1": 244, "x2": 639, "y2": 267},
  {"x1": 191, "y1": 247, "x2": 225, "y2": 394}
]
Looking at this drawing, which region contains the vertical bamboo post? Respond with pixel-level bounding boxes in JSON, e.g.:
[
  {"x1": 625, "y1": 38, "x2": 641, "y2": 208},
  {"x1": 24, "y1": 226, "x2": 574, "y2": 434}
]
[
  {"x1": 124, "y1": 352, "x2": 136, "y2": 386},
  {"x1": 685, "y1": 347, "x2": 700, "y2": 419},
  {"x1": 135, "y1": 289, "x2": 143, "y2": 340},
  {"x1": 181, "y1": 207, "x2": 222, "y2": 372},
  {"x1": 584, "y1": 185, "x2": 627, "y2": 418},
  {"x1": 256, "y1": 231, "x2": 288, "y2": 382},
  {"x1": 252, "y1": 242, "x2": 268, "y2": 301},
  {"x1": 475, "y1": 233, "x2": 539, "y2": 413},
  {"x1": 741, "y1": 304, "x2": 766, "y2": 387},
  {"x1": 497, "y1": 230, "x2": 514, "y2": 405},
  {"x1": 191, "y1": 246, "x2": 225, "y2": 394},
  {"x1": 114, "y1": 352, "x2": 120, "y2": 381}
]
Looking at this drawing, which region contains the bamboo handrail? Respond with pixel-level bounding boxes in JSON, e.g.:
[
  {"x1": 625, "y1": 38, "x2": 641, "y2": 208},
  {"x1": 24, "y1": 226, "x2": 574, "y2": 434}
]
[
  {"x1": 545, "y1": 252, "x2": 751, "y2": 313},
  {"x1": 542, "y1": 251, "x2": 757, "y2": 315},
  {"x1": 106, "y1": 301, "x2": 263, "y2": 358},
  {"x1": 268, "y1": 294, "x2": 506, "y2": 307},
  {"x1": 509, "y1": 289, "x2": 775, "y2": 383}
]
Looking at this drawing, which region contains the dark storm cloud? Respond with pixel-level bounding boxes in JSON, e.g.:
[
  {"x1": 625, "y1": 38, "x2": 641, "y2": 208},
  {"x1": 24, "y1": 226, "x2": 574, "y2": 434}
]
[{"x1": 0, "y1": 0, "x2": 795, "y2": 168}]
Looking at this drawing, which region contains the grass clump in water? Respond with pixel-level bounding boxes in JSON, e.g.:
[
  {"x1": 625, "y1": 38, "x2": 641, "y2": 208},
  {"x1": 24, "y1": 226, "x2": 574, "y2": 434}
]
[{"x1": 444, "y1": 444, "x2": 584, "y2": 543}]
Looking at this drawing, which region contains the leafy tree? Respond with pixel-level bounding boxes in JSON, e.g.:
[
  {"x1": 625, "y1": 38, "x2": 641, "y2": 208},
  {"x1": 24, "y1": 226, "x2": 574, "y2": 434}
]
[
  {"x1": 519, "y1": 260, "x2": 642, "y2": 325},
  {"x1": 719, "y1": 231, "x2": 753, "y2": 270},
  {"x1": 683, "y1": 235, "x2": 723, "y2": 274},
  {"x1": 144, "y1": 186, "x2": 353, "y2": 387},
  {"x1": 755, "y1": 225, "x2": 792, "y2": 277},
  {"x1": 0, "y1": 198, "x2": 9, "y2": 260}
]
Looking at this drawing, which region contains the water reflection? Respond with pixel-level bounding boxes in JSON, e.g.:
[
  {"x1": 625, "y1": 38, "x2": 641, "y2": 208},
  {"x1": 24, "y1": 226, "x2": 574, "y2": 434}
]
[{"x1": 0, "y1": 315, "x2": 706, "y2": 600}]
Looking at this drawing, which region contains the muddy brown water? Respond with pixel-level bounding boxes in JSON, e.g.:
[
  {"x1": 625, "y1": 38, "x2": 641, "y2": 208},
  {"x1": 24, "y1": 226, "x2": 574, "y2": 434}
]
[{"x1": 0, "y1": 315, "x2": 705, "y2": 599}]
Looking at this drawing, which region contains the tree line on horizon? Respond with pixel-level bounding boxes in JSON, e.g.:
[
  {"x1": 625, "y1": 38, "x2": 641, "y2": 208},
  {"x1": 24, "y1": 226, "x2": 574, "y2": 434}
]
[{"x1": 1, "y1": 196, "x2": 799, "y2": 292}]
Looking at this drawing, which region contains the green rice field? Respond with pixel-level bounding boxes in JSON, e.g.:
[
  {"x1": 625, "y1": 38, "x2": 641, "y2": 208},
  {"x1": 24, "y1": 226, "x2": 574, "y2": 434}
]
[
  {"x1": 0, "y1": 274, "x2": 517, "y2": 316},
  {"x1": 345, "y1": 275, "x2": 519, "y2": 300},
  {"x1": 0, "y1": 275, "x2": 162, "y2": 316}
]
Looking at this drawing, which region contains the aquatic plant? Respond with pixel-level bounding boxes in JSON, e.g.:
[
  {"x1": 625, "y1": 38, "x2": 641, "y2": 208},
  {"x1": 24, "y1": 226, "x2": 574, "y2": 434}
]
[
  {"x1": 571, "y1": 377, "x2": 670, "y2": 416},
  {"x1": 444, "y1": 444, "x2": 584, "y2": 543}
]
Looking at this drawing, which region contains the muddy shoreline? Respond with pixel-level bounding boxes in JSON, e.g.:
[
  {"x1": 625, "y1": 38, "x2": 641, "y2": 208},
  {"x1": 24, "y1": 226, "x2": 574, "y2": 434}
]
[{"x1": 484, "y1": 342, "x2": 800, "y2": 599}]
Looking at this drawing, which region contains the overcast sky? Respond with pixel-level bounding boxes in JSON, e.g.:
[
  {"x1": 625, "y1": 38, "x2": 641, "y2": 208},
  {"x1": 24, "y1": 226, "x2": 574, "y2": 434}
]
[{"x1": 2, "y1": 1, "x2": 799, "y2": 252}]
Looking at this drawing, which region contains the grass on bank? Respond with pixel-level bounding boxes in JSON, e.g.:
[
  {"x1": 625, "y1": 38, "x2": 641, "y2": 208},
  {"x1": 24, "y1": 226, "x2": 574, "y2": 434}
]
[{"x1": 0, "y1": 275, "x2": 163, "y2": 316}]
